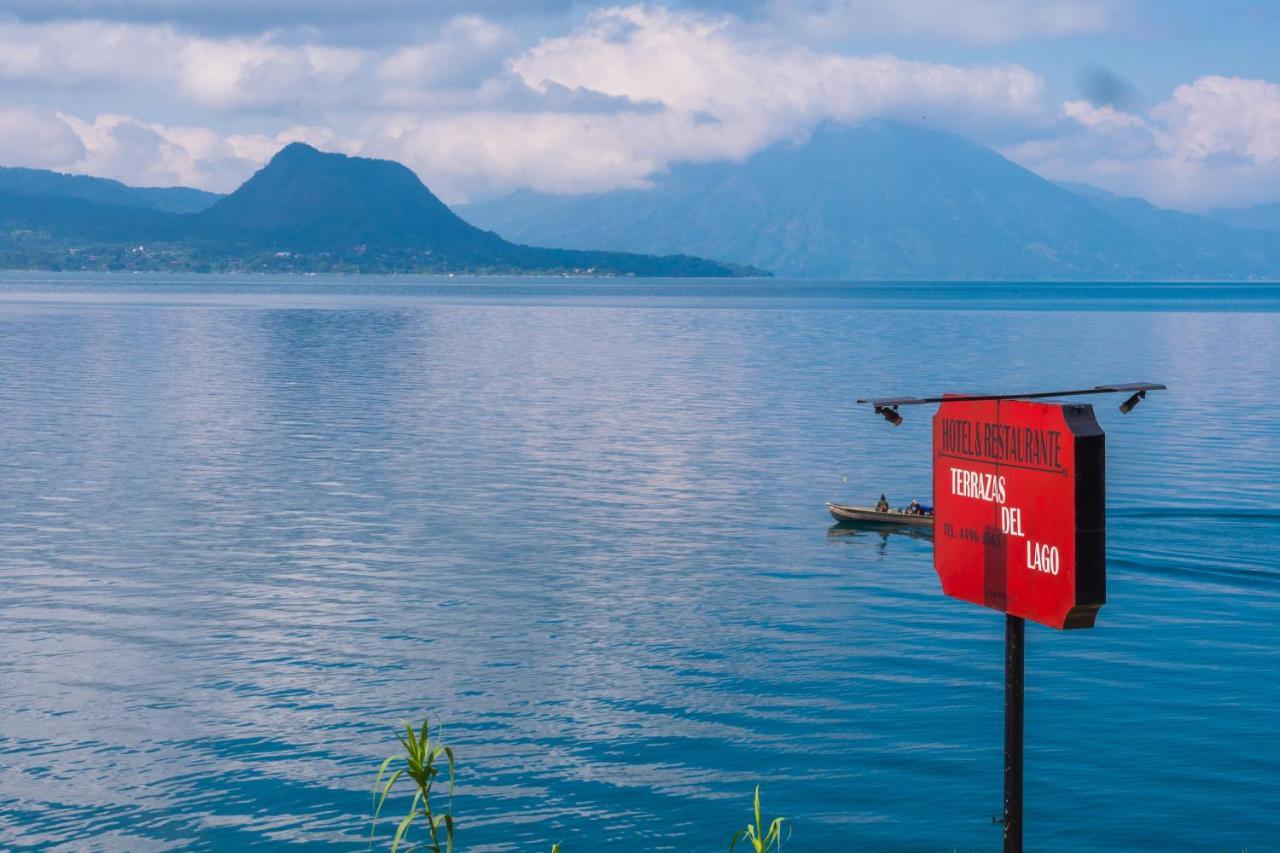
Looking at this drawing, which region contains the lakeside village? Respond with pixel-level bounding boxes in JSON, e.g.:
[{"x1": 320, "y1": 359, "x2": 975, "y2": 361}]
[{"x1": 0, "y1": 239, "x2": 625, "y2": 276}]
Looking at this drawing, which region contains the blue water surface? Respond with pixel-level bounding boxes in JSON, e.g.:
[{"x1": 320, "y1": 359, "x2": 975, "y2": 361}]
[{"x1": 0, "y1": 274, "x2": 1277, "y2": 851}]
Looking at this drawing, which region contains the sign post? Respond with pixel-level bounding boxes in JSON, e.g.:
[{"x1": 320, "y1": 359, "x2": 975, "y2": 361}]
[
  {"x1": 1004, "y1": 613, "x2": 1023, "y2": 851},
  {"x1": 856, "y1": 383, "x2": 1164, "y2": 851}
]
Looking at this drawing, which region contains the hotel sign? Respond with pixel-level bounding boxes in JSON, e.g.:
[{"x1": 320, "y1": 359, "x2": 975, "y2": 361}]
[{"x1": 932, "y1": 398, "x2": 1106, "y2": 629}]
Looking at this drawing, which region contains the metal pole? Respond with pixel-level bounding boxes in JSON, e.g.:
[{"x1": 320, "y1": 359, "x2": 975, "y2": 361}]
[{"x1": 1004, "y1": 614, "x2": 1025, "y2": 853}]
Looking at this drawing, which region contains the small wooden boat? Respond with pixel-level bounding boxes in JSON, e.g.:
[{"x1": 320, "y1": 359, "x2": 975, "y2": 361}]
[{"x1": 827, "y1": 502, "x2": 935, "y2": 529}]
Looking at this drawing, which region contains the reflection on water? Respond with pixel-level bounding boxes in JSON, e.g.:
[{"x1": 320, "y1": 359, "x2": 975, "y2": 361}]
[
  {"x1": 827, "y1": 522, "x2": 934, "y2": 547},
  {"x1": 0, "y1": 274, "x2": 1277, "y2": 851}
]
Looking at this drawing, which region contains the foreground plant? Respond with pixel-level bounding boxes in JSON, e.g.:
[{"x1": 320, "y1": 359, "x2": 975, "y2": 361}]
[
  {"x1": 366, "y1": 719, "x2": 788, "y2": 852},
  {"x1": 729, "y1": 786, "x2": 790, "y2": 852},
  {"x1": 370, "y1": 718, "x2": 455, "y2": 853}
]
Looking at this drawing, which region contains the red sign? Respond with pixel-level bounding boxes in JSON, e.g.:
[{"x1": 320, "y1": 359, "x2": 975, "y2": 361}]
[{"x1": 932, "y1": 398, "x2": 1105, "y2": 629}]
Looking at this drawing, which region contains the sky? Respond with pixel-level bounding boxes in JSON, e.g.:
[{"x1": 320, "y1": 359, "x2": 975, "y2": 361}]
[{"x1": 1, "y1": 0, "x2": 1278, "y2": 211}]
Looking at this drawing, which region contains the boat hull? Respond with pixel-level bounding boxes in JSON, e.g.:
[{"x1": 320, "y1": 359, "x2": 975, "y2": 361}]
[{"x1": 826, "y1": 502, "x2": 934, "y2": 528}]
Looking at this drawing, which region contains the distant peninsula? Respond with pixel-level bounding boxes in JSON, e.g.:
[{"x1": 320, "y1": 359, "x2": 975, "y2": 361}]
[{"x1": 0, "y1": 144, "x2": 765, "y2": 278}]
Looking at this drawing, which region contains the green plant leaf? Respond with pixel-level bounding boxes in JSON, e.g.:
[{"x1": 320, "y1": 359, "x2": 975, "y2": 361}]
[{"x1": 390, "y1": 788, "x2": 425, "y2": 853}]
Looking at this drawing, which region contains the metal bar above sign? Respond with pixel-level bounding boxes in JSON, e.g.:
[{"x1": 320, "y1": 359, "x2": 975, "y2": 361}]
[{"x1": 856, "y1": 382, "x2": 1166, "y2": 408}]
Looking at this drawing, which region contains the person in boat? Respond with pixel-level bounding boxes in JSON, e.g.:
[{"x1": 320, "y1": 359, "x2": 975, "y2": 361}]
[
  {"x1": 908, "y1": 499, "x2": 921, "y2": 515},
  {"x1": 875, "y1": 494, "x2": 889, "y2": 512}
]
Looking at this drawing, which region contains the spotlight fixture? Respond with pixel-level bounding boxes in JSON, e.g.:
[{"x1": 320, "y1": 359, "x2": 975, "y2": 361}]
[
  {"x1": 1118, "y1": 390, "x2": 1146, "y2": 414},
  {"x1": 875, "y1": 405, "x2": 903, "y2": 426}
]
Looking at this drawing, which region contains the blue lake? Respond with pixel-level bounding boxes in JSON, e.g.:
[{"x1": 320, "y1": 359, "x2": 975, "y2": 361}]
[{"x1": 0, "y1": 274, "x2": 1277, "y2": 850}]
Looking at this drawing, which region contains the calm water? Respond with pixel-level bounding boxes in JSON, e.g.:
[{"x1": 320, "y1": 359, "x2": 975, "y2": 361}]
[{"x1": 1, "y1": 274, "x2": 1277, "y2": 851}]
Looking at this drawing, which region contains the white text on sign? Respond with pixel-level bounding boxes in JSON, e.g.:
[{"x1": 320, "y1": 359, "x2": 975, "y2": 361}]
[
  {"x1": 1001, "y1": 506, "x2": 1024, "y2": 536},
  {"x1": 1027, "y1": 541, "x2": 1060, "y2": 575},
  {"x1": 949, "y1": 467, "x2": 1006, "y2": 504}
]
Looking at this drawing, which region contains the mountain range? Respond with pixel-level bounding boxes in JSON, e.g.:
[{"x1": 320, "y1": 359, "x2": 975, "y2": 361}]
[
  {"x1": 1209, "y1": 202, "x2": 1280, "y2": 234},
  {"x1": 0, "y1": 166, "x2": 220, "y2": 214},
  {"x1": 0, "y1": 144, "x2": 759, "y2": 277},
  {"x1": 460, "y1": 122, "x2": 1280, "y2": 281},
  {"x1": 3, "y1": 123, "x2": 1280, "y2": 279}
]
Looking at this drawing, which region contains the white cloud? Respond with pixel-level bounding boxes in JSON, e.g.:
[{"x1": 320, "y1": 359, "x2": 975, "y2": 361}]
[
  {"x1": 1154, "y1": 76, "x2": 1280, "y2": 165},
  {"x1": 0, "y1": 20, "x2": 365, "y2": 111},
  {"x1": 362, "y1": 109, "x2": 734, "y2": 200},
  {"x1": 0, "y1": 21, "x2": 169, "y2": 84},
  {"x1": 1007, "y1": 76, "x2": 1280, "y2": 210},
  {"x1": 769, "y1": 0, "x2": 1123, "y2": 44},
  {"x1": 1061, "y1": 100, "x2": 1147, "y2": 131},
  {"x1": 0, "y1": 107, "x2": 85, "y2": 167},
  {"x1": 176, "y1": 40, "x2": 365, "y2": 110},
  {"x1": 57, "y1": 113, "x2": 254, "y2": 189},
  {"x1": 378, "y1": 15, "x2": 516, "y2": 86},
  {"x1": 513, "y1": 5, "x2": 1042, "y2": 125},
  {"x1": 39, "y1": 113, "x2": 344, "y2": 191}
]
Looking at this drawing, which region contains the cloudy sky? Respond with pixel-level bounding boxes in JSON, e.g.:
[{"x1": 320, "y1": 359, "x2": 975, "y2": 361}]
[{"x1": 1, "y1": 0, "x2": 1277, "y2": 210}]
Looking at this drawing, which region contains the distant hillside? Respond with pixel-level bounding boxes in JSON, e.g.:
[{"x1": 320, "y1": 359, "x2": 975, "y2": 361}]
[
  {"x1": 1208, "y1": 202, "x2": 1280, "y2": 234},
  {"x1": 190, "y1": 143, "x2": 494, "y2": 252},
  {"x1": 0, "y1": 192, "x2": 176, "y2": 242},
  {"x1": 0, "y1": 166, "x2": 220, "y2": 213},
  {"x1": 460, "y1": 122, "x2": 1280, "y2": 280},
  {"x1": 0, "y1": 145, "x2": 761, "y2": 277},
  {"x1": 1055, "y1": 182, "x2": 1280, "y2": 275}
]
